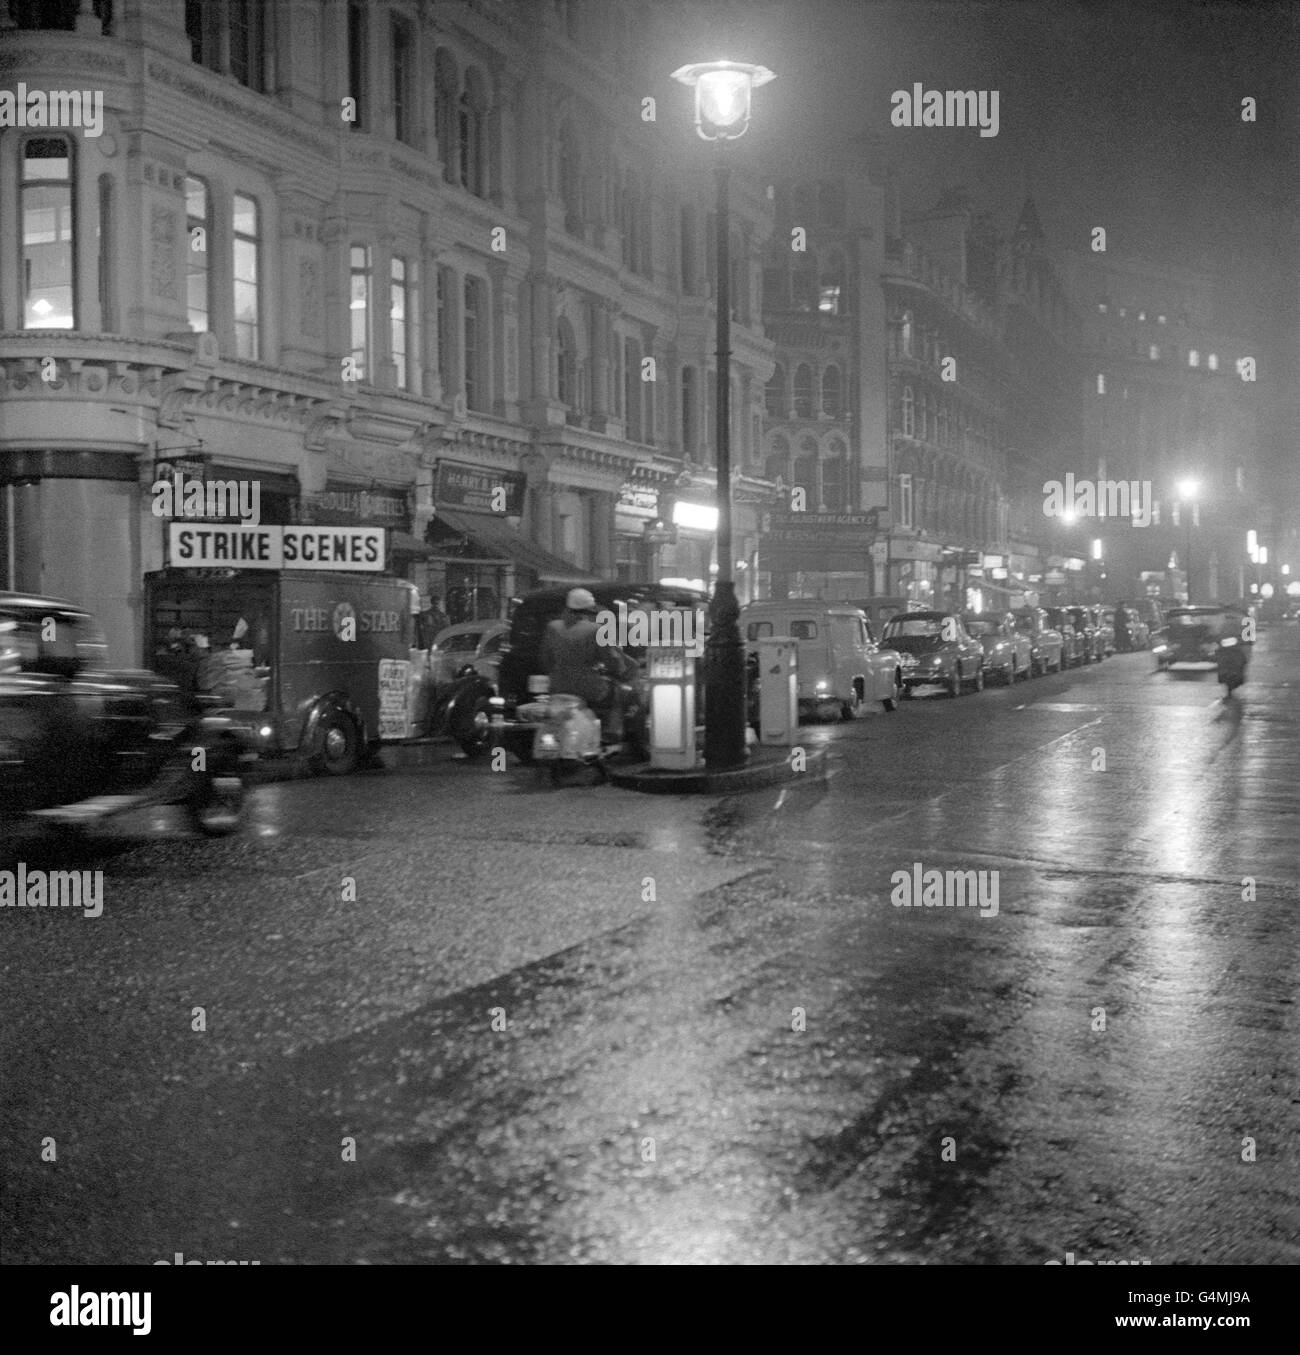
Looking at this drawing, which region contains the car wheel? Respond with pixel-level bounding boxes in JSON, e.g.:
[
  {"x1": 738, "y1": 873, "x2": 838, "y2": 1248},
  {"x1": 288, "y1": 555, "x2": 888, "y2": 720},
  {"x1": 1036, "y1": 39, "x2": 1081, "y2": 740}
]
[
  {"x1": 842, "y1": 682, "x2": 863, "y2": 721},
  {"x1": 882, "y1": 671, "x2": 900, "y2": 712},
  {"x1": 454, "y1": 695, "x2": 495, "y2": 758},
  {"x1": 187, "y1": 767, "x2": 245, "y2": 837},
  {"x1": 947, "y1": 666, "x2": 961, "y2": 698},
  {"x1": 972, "y1": 663, "x2": 985, "y2": 693},
  {"x1": 315, "y1": 713, "x2": 359, "y2": 776},
  {"x1": 1006, "y1": 659, "x2": 1018, "y2": 685}
]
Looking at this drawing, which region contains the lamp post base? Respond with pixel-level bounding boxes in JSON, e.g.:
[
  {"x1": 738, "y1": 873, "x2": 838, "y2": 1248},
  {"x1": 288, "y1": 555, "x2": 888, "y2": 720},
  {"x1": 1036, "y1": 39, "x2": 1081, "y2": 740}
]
[{"x1": 704, "y1": 580, "x2": 748, "y2": 770}]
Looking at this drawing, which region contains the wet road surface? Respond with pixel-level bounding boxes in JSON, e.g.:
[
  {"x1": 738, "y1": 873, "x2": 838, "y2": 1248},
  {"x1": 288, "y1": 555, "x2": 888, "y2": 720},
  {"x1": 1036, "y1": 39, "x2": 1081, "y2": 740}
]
[{"x1": 3, "y1": 629, "x2": 1297, "y2": 1264}]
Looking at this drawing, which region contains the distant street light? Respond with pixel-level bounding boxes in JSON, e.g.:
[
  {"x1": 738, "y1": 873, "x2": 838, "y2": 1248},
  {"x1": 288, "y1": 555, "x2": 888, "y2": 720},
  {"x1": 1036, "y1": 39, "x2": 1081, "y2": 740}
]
[{"x1": 672, "y1": 59, "x2": 774, "y2": 769}]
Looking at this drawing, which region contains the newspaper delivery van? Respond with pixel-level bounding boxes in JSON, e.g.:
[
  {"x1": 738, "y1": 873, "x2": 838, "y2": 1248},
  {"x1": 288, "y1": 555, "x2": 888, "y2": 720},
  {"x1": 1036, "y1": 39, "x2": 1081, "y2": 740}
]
[{"x1": 144, "y1": 566, "x2": 430, "y2": 775}]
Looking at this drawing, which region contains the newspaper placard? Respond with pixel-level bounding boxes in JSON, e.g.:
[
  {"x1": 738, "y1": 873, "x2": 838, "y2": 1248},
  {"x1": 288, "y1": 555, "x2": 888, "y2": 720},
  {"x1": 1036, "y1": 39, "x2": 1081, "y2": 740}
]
[{"x1": 377, "y1": 659, "x2": 410, "y2": 739}]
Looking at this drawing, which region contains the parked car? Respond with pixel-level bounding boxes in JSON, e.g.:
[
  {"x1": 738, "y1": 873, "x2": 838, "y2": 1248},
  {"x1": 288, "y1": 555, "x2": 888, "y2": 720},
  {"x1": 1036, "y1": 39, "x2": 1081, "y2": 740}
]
[
  {"x1": 1, "y1": 591, "x2": 254, "y2": 840},
  {"x1": 1092, "y1": 604, "x2": 1116, "y2": 656},
  {"x1": 1044, "y1": 607, "x2": 1089, "y2": 667},
  {"x1": 962, "y1": 612, "x2": 1032, "y2": 684},
  {"x1": 429, "y1": 620, "x2": 509, "y2": 690},
  {"x1": 1065, "y1": 605, "x2": 1105, "y2": 662},
  {"x1": 882, "y1": 611, "x2": 985, "y2": 698},
  {"x1": 1114, "y1": 603, "x2": 1151, "y2": 650},
  {"x1": 741, "y1": 601, "x2": 903, "y2": 721},
  {"x1": 1010, "y1": 607, "x2": 1065, "y2": 676},
  {"x1": 463, "y1": 582, "x2": 709, "y2": 761},
  {"x1": 1153, "y1": 605, "x2": 1241, "y2": 672}
]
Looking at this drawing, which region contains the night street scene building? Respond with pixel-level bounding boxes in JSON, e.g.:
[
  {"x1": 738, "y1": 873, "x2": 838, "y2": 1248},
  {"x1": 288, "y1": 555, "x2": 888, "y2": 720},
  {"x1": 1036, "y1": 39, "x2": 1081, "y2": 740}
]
[{"x1": 2, "y1": 0, "x2": 1298, "y2": 1291}]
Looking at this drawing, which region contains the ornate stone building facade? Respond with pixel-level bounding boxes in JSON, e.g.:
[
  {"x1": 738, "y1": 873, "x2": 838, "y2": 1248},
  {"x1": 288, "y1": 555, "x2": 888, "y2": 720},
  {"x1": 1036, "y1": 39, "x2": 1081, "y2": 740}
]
[{"x1": 0, "y1": 0, "x2": 774, "y2": 662}]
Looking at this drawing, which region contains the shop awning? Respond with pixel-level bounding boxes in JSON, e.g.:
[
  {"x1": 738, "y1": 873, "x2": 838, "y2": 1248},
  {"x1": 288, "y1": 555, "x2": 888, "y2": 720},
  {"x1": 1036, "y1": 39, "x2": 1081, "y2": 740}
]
[
  {"x1": 431, "y1": 507, "x2": 601, "y2": 585},
  {"x1": 388, "y1": 530, "x2": 434, "y2": 558}
]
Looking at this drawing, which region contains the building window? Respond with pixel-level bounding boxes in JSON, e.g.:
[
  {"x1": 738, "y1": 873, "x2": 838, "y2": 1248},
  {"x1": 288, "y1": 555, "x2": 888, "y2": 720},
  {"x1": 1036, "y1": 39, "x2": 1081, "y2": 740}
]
[
  {"x1": 459, "y1": 71, "x2": 487, "y2": 197},
  {"x1": 1188, "y1": 349, "x2": 1199, "y2": 368},
  {"x1": 819, "y1": 251, "x2": 844, "y2": 315},
  {"x1": 1149, "y1": 344, "x2": 1160, "y2": 361},
  {"x1": 347, "y1": 1, "x2": 367, "y2": 129},
  {"x1": 822, "y1": 366, "x2": 842, "y2": 418},
  {"x1": 435, "y1": 266, "x2": 451, "y2": 392},
  {"x1": 556, "y1": 319, "x2": 576, "y2": 407},
  {"x1": 434, "y1": 51, "x2": 457, "y2": 181},
  {"x1": 901, "y1": 385, "x2": 914, "y2": 437},
  {"x1": 185, "y1": 175, "x2": 210, "y2": 333},
  {"x1": 97, "y1": 174, "x2": 115, "y2": 331},
  {"x1": 624, "y1": 338, "x2": 641, "y2": 442},
  {"x1": 349, "y1": 245, "x2": 371, "y2": 380},
  {"x1": 1207, "y1": 353, "x2": 1218, "y2": 370},
  {"x1": 228, "y1": 0, "x2": 265, "y2": 92},
  {"x1": 794, "y1": 440, "x2": 818, "y2": 509},
  {"x1": 1137, "y1": 311, "x2": 1146, "y2": 322},
  {"x1": 390, "y1": 256, "x2": 416, "y2": 391},
  {"x1": 899, "y1": 473, "x2": 913, "y2": 529},
  {"x1": 1157, "y1": 314, "x2": 1166, "y2": 324},
  {"x1": 681, "y1": 366, "x2": 696, "y2": 456},
  {"x1": 232, "y1": 194, "x2": 260, "y2": 358},
  {"x1": 464, "y1": 277, "x2": 485, "y2": 410},
  {"x1": 900, "y1": 309, "x2": 913, "y2": 357},
  {"x1": 12, "y1": 0, "x2": 112, "y2": 30},
  {"x1": 559, "y1": 122, "x2": 582, "y2": 234},
  {"x1": 1098, "y1": 300, "x2": 1108, "y2": 313},
  {"x1": 392, "y1": 16, "x2": 415, "y2": 145},
  {"x1": 793, "y1": 363, "x2": 813, "y2": 418},
  {"x1": 22, "y1": 138, "x2": 75, "y2": 330},
  {"x1": 185, "y1": 0, "x2": 221, "y2": 72},
  {"x1": 822, "y1": 446, "x2": 845, "y2": 511},
  {"x1": 764, "y1": 365, "x2": 784, "y2": 418},
  {"x1": 792, "y1": 258, "x2": 816, "y2": 311},
  {"x1": 1097, "y1": 372, "x2": 1105, "y2": 394}
]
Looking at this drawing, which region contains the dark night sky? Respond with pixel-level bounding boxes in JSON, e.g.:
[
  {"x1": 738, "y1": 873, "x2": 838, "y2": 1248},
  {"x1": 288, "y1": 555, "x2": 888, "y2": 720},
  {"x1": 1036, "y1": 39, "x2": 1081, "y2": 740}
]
[{"x1": 652, "y1": 0, "x2": 1300, "y2": 344}]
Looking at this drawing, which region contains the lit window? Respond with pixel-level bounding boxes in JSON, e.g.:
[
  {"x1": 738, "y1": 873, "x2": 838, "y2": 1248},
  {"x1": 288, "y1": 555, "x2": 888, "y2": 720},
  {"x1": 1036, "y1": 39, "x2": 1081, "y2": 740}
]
[
  {"x1": 1097, "y1": 300, "x2": 1108, "y2": 313},
  {"x1": 22, "y1": 138, "x2": 75, "y2": 329},
  {"x1": 390, "y1": 256, "x2": 416, "y2": 391},
  {"x1": 1157, "y1": 314, "x2": 1166, "y2": 324},
  {"x1": 349, "y1": 245, "x2": 370, "y2": 379},
  {"x1": 1149, "y1": 345, "x2": 1159, "y2": 361},
  {"x1": 1097, "y1": 373, "x2": 1106, "y2": 394},
  {"x1": 1138, "y1": 311, "x2": 1146, "y2": 322},
  {"x1": 901, "y1": 385, "x2": 914, "y2": 437},
  {"x1": 1118, "y1": 307, "x2": 1127, "y2": 318},
  {"x1": 1207, "y1": 353, "x2": 1218, "y2": 371},
  {"x1": 1188, "y1": 349, "x2": 1199, "y2": 368},
  {"x1": 185, "y1": 175, "x2": 210, "y2": 332}
]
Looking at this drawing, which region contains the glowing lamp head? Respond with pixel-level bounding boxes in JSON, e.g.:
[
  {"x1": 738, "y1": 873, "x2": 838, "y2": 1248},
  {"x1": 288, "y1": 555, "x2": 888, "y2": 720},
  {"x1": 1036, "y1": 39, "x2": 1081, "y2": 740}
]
[
  {"x1": 671, "y1": 60, "x2": 775, "y2": 141},
  {"x1": 1177, "y1": 477, "x2": 1199, "y2": 501}
]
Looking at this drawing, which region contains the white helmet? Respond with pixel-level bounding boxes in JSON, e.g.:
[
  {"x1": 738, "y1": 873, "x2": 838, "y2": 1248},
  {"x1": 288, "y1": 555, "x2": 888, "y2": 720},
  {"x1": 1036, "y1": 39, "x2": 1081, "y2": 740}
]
[{"x1": 566, "y1": 587, "x2": 597, "y2": 612}]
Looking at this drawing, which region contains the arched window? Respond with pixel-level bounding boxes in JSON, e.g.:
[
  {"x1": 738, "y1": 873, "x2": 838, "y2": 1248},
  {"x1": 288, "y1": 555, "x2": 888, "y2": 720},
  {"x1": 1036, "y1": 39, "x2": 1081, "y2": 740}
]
[
  {"x1": 765, "y1": 364, "x2": 785, "y2": 418},
  {"x1": 765, "y1": 434, "x2": 789, "y2": 485},
  {"x1": 794, "y1": 436, "x2": 818, "y2": 509},
  {"x1": 793, "y1": 363, "x2": 813, "y2": 418},
  {"x1": 822, "y1": 438, "x2": 846, "y2": 510},
  {"x1": 819, "y1": 250, "x2": 845, "y2": 315},
  {"x1": 434, "y1": 50, "x2": 458, "y2": 184},
  {"x1": 556, "y1": 318, "x2": 576, "y2": 407},
  {"x1": 22, "y1": 136, "x2": 76, "y2": 329},
  {"x1": 901, "y1": 385, "x2": 914, "y2": 437},
  {"x1": 821, "y1": 365, "x2": 842, "y2": 418}
]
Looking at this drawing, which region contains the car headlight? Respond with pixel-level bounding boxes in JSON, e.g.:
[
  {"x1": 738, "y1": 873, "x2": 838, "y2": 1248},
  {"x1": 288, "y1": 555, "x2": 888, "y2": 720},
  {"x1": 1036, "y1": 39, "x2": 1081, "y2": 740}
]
[
  {"x1": 1220, "y1": 636, "x2": 1237, "y2": 647},
  {"x1": 815, "y1": 680, "x2": 830, "y2": 692}
]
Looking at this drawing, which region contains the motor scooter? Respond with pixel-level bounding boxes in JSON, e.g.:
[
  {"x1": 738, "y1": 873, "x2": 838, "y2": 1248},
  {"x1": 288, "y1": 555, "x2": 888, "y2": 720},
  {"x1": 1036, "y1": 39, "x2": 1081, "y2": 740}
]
[
  {"x1": 515, "y1": 675, "x2": 624, "y2": 784},
  {"x1": 1216, "y1": 635, "x2": 1249, "y2": 695}
]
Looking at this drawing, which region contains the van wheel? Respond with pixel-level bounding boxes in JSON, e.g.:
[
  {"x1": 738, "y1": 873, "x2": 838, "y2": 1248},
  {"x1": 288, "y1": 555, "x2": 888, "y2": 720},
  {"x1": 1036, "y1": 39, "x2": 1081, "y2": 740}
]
[
  {"x1": 315, "y1": 713, "x2": 359, "y2": 776},
  {"x1": 841, "y1": 684, "x2": 863, "y2": 721}
]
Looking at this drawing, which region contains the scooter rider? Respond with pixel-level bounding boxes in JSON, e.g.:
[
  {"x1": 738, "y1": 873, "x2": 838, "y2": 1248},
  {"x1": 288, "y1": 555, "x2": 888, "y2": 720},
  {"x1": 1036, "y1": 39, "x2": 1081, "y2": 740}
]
[{"x1": 539, "y1": 588, "x2": 635, "y2": 740}]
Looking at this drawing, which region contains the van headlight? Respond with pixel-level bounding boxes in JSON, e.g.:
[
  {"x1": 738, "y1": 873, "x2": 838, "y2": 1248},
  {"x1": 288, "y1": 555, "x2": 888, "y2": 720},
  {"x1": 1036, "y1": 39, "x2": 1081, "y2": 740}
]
[{"x1": 815, "y1": 680, "x2": 830, "y2": 693}]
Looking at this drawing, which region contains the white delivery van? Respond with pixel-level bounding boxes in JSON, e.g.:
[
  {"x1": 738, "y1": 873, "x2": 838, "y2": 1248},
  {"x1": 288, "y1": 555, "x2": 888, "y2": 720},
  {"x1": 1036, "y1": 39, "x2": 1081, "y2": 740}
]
[{"x1": 740, "y1": 600, "x2": 904, "y2": 721}]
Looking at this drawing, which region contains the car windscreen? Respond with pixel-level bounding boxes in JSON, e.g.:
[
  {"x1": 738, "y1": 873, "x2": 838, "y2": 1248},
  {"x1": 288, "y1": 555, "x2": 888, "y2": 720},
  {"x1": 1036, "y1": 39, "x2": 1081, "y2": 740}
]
[
  {"x1": 884, "y1": 618, "x2": 943, "y2": 638},
  {"x1": 963, "y1": 619, "x2": 1000, "y2": 637}
]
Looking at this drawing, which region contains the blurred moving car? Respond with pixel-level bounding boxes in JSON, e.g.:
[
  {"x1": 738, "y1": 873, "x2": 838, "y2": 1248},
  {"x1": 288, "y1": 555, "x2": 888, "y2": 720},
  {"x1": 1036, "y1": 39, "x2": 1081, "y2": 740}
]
[
  {"x1": 742, "y1": 600, "x2": 902, "y2": 720},
  {"x1": 1, "y1": 591, "x2": 252, "y2": 838},
  {"x1": 883, "y1": 611, "x2": 984, "y2": 698},
  {"x1": 1153, "y1": 604, "x2": 1241, "y2": 672},
  {"x1": 1134, "y1": 597, "x2": 1166, "y2": 639},
  {"x1": 962, "y1": 612, "x2": 1032, "y2": 684},
  {"x1": 1011, "y1": 607, "x2": 1064, "y2": 676},
  {"x1": 429, "y1": 620, "x2": 509, "y2": 690}
]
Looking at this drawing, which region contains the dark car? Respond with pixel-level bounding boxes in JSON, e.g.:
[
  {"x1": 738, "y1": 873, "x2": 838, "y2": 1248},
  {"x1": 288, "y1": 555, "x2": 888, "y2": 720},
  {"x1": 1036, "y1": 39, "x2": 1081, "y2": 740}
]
[
  {"x1": 962, "y1": 612, "x2": 1032, "y2": 684},
  {"x1": 882, "y1": 611, "x2": 985, "y2": 698},
  {"x1": 1010, "y1": 607, "x2": 1065, "y2": 676},
  {"x1": 455, "y1": 582, "x2": 709, "y2": 759},
  {"x1": 1045, "y1": 607, "x2": 1089, "y2": 667},
  {"x1": 1, "y1": 591, "x2": 253, "y2": 840},
  {"x1": 1152, "y1": 605, "x2": 1244, "y2": 673}
]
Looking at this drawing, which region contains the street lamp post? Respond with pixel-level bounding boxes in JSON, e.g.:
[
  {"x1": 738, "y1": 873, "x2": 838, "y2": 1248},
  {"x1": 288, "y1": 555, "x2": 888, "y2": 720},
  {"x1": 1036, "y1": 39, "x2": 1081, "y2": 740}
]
[
  {"x1": 1177, "y1": 478, "x2": 1199, "y2": 603},
  {"x1": 672, "y1": 59, "x2": 774, "y2": 769}
]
